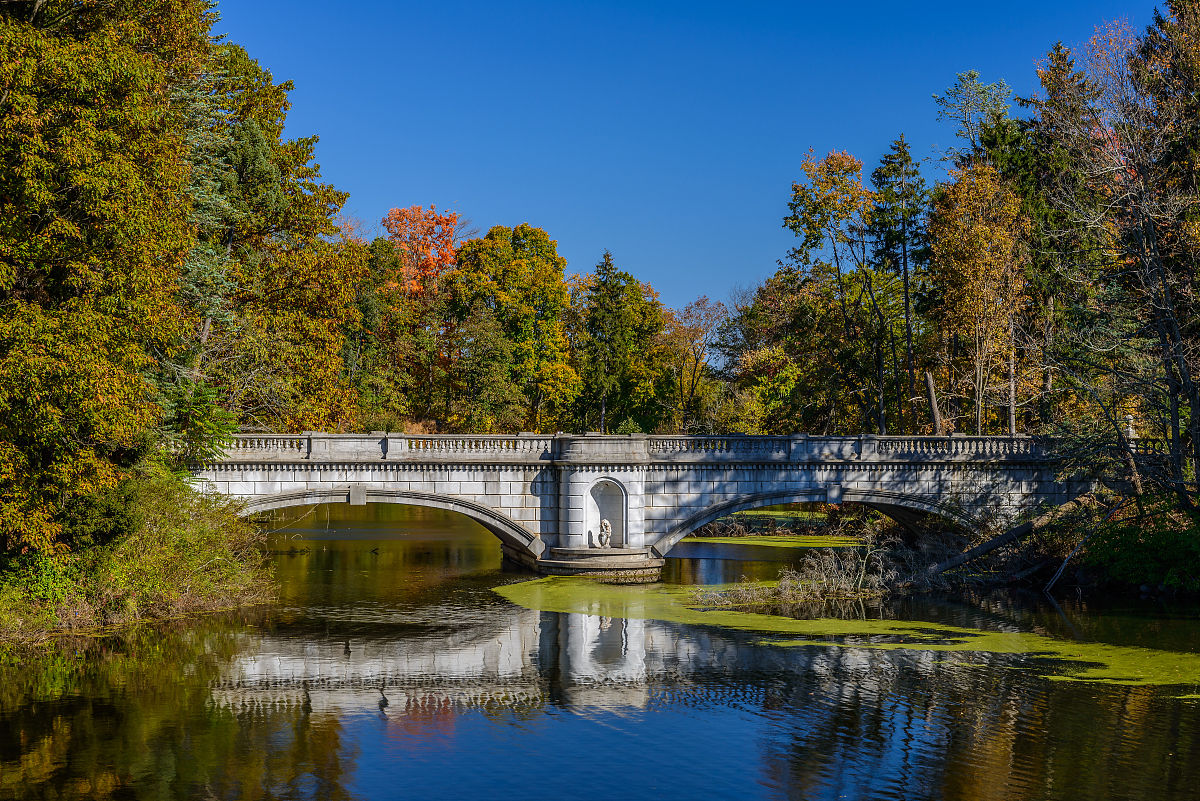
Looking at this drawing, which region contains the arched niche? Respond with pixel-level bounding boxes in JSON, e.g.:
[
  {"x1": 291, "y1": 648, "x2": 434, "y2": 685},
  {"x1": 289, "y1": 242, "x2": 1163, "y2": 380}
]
[{"x1": 586, "y1": 478, "x2": 627, "y2": 548}]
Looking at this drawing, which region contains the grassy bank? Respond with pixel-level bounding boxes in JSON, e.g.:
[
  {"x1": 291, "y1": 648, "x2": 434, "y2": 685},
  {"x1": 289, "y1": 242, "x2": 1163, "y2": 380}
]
[
  {"x1": 0, "y1": 471, "x2": 272, "y2": 644},
  {"x1": 691, "y1": 504, "x2": 831, "y2": 539}
]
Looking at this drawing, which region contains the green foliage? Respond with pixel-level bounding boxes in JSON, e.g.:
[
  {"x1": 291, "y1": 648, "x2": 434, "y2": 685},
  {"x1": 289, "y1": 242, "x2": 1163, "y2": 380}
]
[
  {"x1": 0, "y1": 468, "x2": 269, "y2": 638},
  {"x1": 182, "y1": 44, "x2": 368, "y2": 433},
  {"x1": 452, "y1": 224, "x2": 580, "y2": 430},
  {"x1": 614, "y1": 417, "x2": 643, "y2": 435},
  {"x1": 158, "y1": 377, "x2": 238, "y2": 468},
  {"x1": 569, "y1": 251, "x2": 667, "y2": 433},
  {"x1": 1085, "y1": 504, "x2": 1200, "y2": 591},
  {"x1": 933, "y1": 69, "x2": 1013, "y2": 153},
  {"x1": 0, "y1": 1, "x2": 211, "y2": 553}
]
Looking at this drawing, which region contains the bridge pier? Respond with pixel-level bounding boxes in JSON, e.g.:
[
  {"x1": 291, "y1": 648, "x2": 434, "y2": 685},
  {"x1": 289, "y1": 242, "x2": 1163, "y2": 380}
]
[{"x1": 197, "y1": 432, "x2": 1087, "y2": 584}]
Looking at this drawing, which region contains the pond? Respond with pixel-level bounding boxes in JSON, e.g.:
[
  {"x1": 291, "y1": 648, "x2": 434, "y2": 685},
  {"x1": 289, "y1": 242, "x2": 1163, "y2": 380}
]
[{"x1": 2, "y1": 504, "x2": 1199, "y2": 800}]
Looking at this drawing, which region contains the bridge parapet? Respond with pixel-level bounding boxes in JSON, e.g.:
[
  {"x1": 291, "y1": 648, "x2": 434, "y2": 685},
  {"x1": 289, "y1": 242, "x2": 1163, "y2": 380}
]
[
  {"x1": 215, "y1": 433, "x2": 1064, "y2": 465},
  {"x1": 648, "y1": 436, "x2": 791, "y2": 461},
  {"x1": 401, "y1": 435, "x2": 555, "y2": 462},
  {"x1": 646, "y1": 434, "x2": 1052, "y2": 464},
  {"x1": 221, "y1": 435, "x2": 311, "y2": 461},
  {"x1": 866, "y1": 435, "x2": 1047, "y2": 462},
  {"x1": 216, "y1": 433, "x2": 557, "y2": 463}
]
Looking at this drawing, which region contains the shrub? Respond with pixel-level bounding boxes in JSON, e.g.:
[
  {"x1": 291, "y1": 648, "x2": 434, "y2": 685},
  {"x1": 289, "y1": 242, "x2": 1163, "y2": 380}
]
[
  {"x1": 1084, "y1": 501, "x2": 1200, "y2": 591},
  {"x1": 0, "y1": 466, "x2": 270, "y2": 640}
]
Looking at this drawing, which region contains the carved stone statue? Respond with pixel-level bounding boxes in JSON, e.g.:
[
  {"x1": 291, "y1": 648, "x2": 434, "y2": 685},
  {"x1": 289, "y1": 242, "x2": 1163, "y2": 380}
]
[{"x1": 597, "y1": 519, "x2": 612, "y2": 548}]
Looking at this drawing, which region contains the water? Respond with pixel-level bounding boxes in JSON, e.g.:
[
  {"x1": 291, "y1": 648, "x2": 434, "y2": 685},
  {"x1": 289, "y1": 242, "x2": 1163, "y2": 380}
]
[{"x1": 3, "y1": 504, "x2": 1199, "y2": 800}]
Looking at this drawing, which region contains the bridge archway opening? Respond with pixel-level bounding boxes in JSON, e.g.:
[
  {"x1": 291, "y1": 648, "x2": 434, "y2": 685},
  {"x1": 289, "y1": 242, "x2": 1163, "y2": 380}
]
[
  {"x1": 238, "y1": 487, "x2": 544, "y2": 563},
  {"x1": 650, "y1": 489, "x2": 975, "y2": 557},
  {"x1": 586, "y1": 478, "x2": 627, "y2": 548}
]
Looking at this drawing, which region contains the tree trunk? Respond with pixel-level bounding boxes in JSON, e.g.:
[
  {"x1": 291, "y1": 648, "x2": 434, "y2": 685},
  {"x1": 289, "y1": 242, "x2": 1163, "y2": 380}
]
[
  {"x1": 1040, "y1": 295, "x2": 1055, "y2": 426},
  {"x1": 1007, "y1": 347, "x2": 1017, "y2": 436},
  {"x1": 925, "y1": 371, "x2": 943, "y2": 435},
  {"x1": 889, "y1": 325, "x2": 904, "y2": 433},
  {"x1": 927, "y1": 493, "x2": 1098, "y2": 576},
  {"x1": 975, "y1": 360, "x2": 984, "y2": 435},
  {"x1": 877, "y1": 344, "x2": 886, "y2": 435},
  {"x1": 901, "y1": 212, "x2": 916, "y2": 430}
]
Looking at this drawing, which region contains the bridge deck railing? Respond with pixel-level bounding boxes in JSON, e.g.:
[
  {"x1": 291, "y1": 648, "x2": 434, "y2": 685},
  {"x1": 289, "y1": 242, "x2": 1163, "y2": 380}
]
[{"x1": 211, "y1": 433, "x2": 1072, "y2": 465}]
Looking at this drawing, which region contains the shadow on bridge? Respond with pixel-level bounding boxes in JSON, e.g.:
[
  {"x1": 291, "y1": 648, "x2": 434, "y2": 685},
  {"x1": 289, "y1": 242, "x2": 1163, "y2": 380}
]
[{"x1": 648, "y1": 488, "x2": 977, "y2": 557}]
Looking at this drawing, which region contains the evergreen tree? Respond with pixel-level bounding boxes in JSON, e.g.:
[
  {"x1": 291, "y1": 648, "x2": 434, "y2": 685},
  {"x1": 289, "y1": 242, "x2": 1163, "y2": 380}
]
[
  {"x1": 869, "y1": 135, "x2": 929, "y2": 428},
  {"x1": 570, "y1": 251, "x2": 665, "y2": 433}
]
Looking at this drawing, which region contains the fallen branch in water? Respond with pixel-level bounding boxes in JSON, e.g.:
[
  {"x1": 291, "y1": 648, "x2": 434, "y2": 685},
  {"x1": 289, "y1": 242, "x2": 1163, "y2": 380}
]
[
  {"x1": 1043, "y1": 500, "x2": 1129, "y2": 593},
  {"x1": 926, "y1": 494, "x2": 1102, "y2": 578}
]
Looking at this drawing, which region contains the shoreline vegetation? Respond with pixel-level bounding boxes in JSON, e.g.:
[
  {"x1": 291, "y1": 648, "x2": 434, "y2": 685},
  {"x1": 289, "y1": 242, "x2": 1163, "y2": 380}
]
[
  {"x1": 0, "y1": 469, "x2": 271, "y2": 647},
  {"x1": 696, "y1": 499, "x2": 1200, "y2": 617}
]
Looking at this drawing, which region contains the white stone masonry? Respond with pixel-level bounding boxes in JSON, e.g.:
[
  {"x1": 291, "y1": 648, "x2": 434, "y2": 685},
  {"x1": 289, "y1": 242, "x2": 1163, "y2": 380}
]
[{"x1": 196, "y1": 433, "x2": 1093, "y2": 567}]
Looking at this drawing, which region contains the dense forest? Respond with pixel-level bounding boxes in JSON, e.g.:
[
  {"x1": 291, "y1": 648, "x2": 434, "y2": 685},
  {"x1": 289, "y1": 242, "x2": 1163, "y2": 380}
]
[{"x1": 1, "y1": 0, "x2": 1199, "y2": 608}]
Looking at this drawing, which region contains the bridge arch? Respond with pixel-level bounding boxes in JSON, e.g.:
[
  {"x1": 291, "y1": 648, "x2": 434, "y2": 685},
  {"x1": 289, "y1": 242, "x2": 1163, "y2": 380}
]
[
  {"x1": 235, "y1": 487, "x2": 545, "y2": 560},
  {"x1": 648, "y1": 488, "x2": 978, "y2": 557}
]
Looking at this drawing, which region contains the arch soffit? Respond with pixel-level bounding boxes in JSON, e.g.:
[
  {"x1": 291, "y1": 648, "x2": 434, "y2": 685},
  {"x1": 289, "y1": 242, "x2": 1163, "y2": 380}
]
[
  {"x1": 234, "y1": 488, "x2": 543, "y2": 558},
  {"x1": 649, "y1": 488, "x2": 978, "y2": 557}
]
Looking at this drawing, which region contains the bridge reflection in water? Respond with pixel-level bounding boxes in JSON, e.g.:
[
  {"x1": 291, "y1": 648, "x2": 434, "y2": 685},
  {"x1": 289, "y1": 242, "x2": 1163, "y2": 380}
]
[
  {"x1": 210, "y1": 608, "x2": 655, "y2": 713},
  {"x1": 5, "y1": 506, "x2": 1198, "y2": 801},
  {"x1": 208, "y1": 599, "x2": 995, "y2": 719}
]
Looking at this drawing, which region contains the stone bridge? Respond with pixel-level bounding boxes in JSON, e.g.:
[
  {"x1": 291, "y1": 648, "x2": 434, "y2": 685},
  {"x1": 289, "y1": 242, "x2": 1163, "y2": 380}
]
[{"x1": 196, "y1": 433, "x2": 1102, "y2": 581}]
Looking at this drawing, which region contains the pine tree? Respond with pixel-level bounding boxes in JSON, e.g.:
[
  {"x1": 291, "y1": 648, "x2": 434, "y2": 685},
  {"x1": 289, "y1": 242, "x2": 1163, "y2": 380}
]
[{"x1": 869, "y1": 135, "x2": 929, "y2": 430}]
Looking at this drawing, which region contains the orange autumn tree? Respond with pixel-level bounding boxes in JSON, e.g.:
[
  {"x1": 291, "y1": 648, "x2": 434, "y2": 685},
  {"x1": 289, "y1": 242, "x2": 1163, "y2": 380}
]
[
  {"x1": 381, "y1": 205, "x2": 461, "y2": 295},
  {"x1": 929, "y1": 165, "x2": 1030, "y2": 434}
]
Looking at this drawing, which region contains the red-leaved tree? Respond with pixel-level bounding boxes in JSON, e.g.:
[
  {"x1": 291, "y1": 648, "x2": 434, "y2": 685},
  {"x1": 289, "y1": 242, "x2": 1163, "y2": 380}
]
[{"x1": 380, "y1": 205, "x2": 462, "y2": 295}]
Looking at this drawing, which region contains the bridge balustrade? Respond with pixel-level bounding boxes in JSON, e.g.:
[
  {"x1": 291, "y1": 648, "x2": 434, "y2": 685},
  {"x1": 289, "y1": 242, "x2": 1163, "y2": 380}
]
[
  {"x1": 213, "y1": 432, "x2": 1070, "y2": 464},
  {"x1": 201, "y1": 431, "x2": 1167, "y2": 580}
]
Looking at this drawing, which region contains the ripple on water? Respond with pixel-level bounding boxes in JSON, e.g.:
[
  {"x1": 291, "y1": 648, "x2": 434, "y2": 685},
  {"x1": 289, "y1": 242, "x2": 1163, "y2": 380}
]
[{"x1": 5, "y1": 508, "x2": 1200, "y2": 801}]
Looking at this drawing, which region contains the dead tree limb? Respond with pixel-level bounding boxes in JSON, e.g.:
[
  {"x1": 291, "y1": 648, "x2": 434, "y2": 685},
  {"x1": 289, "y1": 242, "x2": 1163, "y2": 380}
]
[{"x1": 926, "y1": 494, "x2": 1100, "y2": 577}]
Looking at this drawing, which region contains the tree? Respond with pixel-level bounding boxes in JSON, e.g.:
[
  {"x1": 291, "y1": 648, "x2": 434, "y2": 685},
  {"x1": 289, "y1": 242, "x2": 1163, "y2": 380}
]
[
  {"x1": 181, "y1": 44, "x2": 369, "y2": 433},
  {"x1": 934, "y1": 69, "x2": 1013, "y2": 154},
  {"x1": 569, "y1": 252, "x2": 666, "y2": 432},
  {"x1": 380, "y1": 205, "x2": 462, "y2": 296},
  {"x1": 1033, "y1": 13, "x2": 1200, "y2": 508},
  {"x1": 663, "y1": 297, "x2": 728, "y2": 432},
  {"x1": 929, "y1": 165, "x2": 1030, "y2": 434},
  {"x1": 782, "y1": 150, "x2": 908, "y2": 434},
  {"x1": 451, "y1": 224, "x2": 580, "y2": 430},
  {"x1": 0, "y1": 1, "x2": 211, "y2": 552},
  {"x1": 869, "y1": 135, "x2": 930, "y2": 429},
  {"x1": 978, "y1": 43, "x2": 1104, "y2": 430}
]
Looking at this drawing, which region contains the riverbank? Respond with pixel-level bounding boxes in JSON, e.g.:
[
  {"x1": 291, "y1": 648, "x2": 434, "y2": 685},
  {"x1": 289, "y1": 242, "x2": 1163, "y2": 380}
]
[
  {"x1": 0, "y1": 473, "x2": 272, "y2": 645},
  {"x1": 695, "y1": 496, "x2": 1200, "y2": 615},
  {"x1": 690, "y1": 505, "x2": 829, "y2": 539}
]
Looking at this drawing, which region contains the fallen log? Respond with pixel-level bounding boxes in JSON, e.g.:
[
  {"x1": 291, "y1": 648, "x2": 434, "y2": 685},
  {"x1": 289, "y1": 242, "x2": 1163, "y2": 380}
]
[{"x1": 926, "y1": 494, "x2": 1101, "y2": 577}]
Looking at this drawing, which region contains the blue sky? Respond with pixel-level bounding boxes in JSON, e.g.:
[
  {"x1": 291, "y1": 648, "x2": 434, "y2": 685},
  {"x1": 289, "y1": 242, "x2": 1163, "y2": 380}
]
[{"x1": 217, "y1": 1, "x2": 1159, "y2": 307}]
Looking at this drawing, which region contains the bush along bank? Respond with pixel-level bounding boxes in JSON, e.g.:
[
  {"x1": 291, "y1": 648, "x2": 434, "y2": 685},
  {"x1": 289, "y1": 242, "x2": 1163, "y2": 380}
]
[
  {"x1": 0, "y1": 467, "x2": 271, "y2": 644},
  {"x1": 696, "y1": 496, "x2": 1200, "y2": 618}
]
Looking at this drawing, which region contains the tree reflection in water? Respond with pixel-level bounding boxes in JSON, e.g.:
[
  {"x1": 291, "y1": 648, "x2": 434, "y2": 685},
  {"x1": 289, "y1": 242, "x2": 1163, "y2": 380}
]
[{"x1": 2, "y1": 506, "x2": 1198, "y2": 800}]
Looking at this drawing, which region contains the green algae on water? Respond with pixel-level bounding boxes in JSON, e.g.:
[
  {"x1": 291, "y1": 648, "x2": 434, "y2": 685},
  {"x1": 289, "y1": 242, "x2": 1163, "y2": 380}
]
[
  {"x1": 494, "y1": 577, "x2": 1200, "y2": 687},
  {"x1": 681, "y1": 534, "x2": 860, "y2": 548}
]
